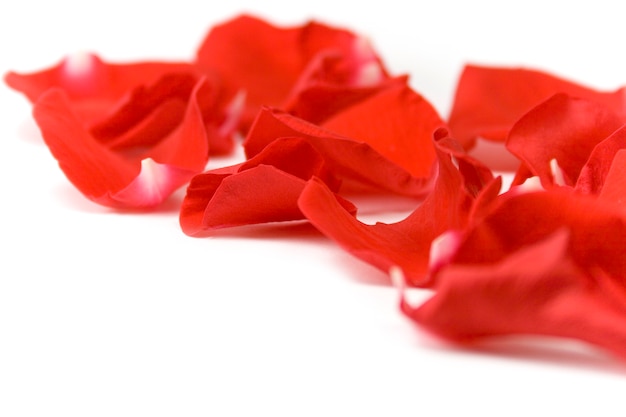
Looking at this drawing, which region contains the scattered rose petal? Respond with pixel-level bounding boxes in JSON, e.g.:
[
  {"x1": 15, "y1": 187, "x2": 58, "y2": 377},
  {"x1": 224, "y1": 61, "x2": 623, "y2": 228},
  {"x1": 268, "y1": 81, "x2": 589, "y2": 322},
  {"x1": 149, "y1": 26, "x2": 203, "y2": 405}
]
[
  {"x1": 447, "y1": 65, "x2": 626, "y2": 149},
  {"x1": 298, "y1": 129, "x2": 497, "y2": 287},
  {"x1": 244, "y1": 83, "x2": 445, "y2": 196},
  {"x1": 5, "y1": 53, "x2": 197, "y2": 124},
  {"x1": 402, "y1": 228, "x2": 626, "y2": 360},
  {"x1": 179, "y1": 137, "x2": 353, "y2": 236},
  {"x1": 195, "y1": 14, "x2": 390, "y2": 132},
  {"x1": 507, "y1": 94, "x2": 624, "y2": 188},
  {"x1": 32, "y1": 78, "x2": 210, "y2": 208}
]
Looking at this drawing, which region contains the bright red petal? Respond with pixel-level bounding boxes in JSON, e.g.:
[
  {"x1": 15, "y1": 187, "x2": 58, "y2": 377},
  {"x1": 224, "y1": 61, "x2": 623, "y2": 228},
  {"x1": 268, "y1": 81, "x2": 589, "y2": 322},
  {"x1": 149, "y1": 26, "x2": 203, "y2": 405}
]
[
  {"x1": 298, "y1": 130, "x2": 496, "y2": 286},
  {"x1": 179, "y1": 137, "x2": 351, "y2": 236},
  {"x1": 244, "y1": 102, "x2": 440, "y2": 197},
  {"x1": 320, "y1": 83, "x2": 443, "y2": 178},
  {"x1": 448, "y1": 189, "x2": 626, "y2": 282},
  {"x1": 32, "y1": 78, "x2": 209, "y2": 208},
  {"x1": 195, "y1": 14, "x2": 389, "y2": 131},
  {"x1": 448, "y1": 65, "x2": 626, "y2": 149},
  {"x1": 403, "y1": 229, "x2": 626, "y2": 360},
  {"x1": 5, "y1": 53, "x2": 196, "y2": 123},
  {"x1": 284, "y1": 75, "x2": 408, "y2": 125},
  {"x1": 576, "y1": 125, "x2": 626, "y2": 195},
  {"x1": 507, "y1": 94, "x2": 624, "y2": 187}
]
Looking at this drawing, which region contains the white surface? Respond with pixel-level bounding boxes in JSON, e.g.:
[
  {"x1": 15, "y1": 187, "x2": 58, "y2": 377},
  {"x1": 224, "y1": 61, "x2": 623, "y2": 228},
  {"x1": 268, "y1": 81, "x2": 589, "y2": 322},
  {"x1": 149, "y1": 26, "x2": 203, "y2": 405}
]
[{"x1": 2, "y1": 2, "x2": 626, "y2": 416}]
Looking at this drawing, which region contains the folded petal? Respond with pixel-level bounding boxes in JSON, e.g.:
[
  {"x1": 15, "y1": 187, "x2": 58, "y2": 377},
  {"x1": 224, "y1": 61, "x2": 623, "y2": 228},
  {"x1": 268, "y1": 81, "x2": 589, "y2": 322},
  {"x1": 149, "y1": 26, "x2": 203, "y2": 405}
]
[
  {"x1": 244, "y1": 84, "x2": 446, "y2": 196},
  {"x1": 506, "y1": 94, "x2": 624, "y2": 187},
  {"x1": 5, "y1": 53, "x2": 196, "y2": 123},
  {"x1": 298, "y1": 130, "x2": 496, "y2": 286},
  {"x1": 576, "y1": 125, "x2": 626, "y2": 195},
  {"x1": 447, "y1": 189, "x2": 626, "y2": 283},
  {"x1": 179, "y1": 137, "x2": 352, "y2": 236},
  {"x1": 32, "y1": 78, "x2": 209, "y2": 208},
  {"x1": 284, "y1": 75, "x2": 408, "y2": 125},
  {"x1": 402, "y1": 229, "x2": 626, "y2": 360},
  {"x1": 195, "y1": 14, "x2": 390, "y2": 131},
  {"x1": 447, "y1": 65, "x2": 626, "y2": 149}
]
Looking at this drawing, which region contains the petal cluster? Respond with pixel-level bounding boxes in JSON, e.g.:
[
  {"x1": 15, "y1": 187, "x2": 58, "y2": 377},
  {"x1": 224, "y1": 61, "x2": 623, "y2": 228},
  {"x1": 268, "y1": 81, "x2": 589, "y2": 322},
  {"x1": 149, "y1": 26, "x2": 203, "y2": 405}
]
[{"x1": 8, "y1": 14, "x2": 626, "y2": 363}]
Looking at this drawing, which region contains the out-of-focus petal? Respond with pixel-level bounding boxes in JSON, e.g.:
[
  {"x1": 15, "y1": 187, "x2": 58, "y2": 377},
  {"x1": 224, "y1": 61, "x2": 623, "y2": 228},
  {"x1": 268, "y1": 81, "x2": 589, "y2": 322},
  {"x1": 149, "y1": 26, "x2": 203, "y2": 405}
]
[
  {"x1": 195, "y1": 14, "x2": 390, "y2": 131},
  {"x1": 447, "y1": 65, "x2": 626, "y2": 149}
]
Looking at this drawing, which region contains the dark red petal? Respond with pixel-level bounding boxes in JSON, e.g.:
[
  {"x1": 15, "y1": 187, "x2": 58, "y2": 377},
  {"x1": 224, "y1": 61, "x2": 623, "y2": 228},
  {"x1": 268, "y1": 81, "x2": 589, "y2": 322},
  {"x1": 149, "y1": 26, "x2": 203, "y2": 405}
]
[
  {"x1": 298, "y1": 131, "x2": 496, "y2": 286},
  {"x1": 448, "y1": 65, "x2": 626, "y2": 149},
  {"x1": 507, "y1": 94, "x2": 623, "y2": 188},
  {"x1": 404, "y1": 229, "x2": 626, "y2": 360}
]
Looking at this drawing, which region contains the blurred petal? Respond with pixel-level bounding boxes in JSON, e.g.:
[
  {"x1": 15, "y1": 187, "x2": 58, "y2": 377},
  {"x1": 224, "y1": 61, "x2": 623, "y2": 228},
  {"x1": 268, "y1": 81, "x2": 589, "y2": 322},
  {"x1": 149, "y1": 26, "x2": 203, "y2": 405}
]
[
  {"x1": 195, "y1": 14, "x2": 390, "y2": 131},
  {"x1": 5, "y1": 53, "x2": 195, "y2": 123},
  {"x1": 448, "y1": 65, "x2": 626, "y2": 149},
  {"x1": 404, "y1": 229, "x2": 626, "y2": 360}
]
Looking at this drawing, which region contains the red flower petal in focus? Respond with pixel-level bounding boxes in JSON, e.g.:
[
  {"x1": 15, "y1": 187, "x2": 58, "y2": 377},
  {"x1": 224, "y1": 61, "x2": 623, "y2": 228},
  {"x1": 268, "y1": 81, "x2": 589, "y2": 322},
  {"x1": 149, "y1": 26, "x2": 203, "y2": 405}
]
[
  {"x1": 284, "y1": 75, "x2": 408, "y2": 125},
  {"x1": 298, "y1": 129, "x2": 496, "y2": 287},
  {"x1": 445, "y1": 189, "x2": 626, "y2": 283},
  {"x1": 576, "y1": 125, "x2": 626, "y2": 196},
  {"x1": 195, "y1": 14, "x2": 390, "y2": 132},
  {"x1": 398, "y1": 186, "x2": 626, "y2": 359},
  {"x1": 179, "y1": 137, "x2": 354, "y2": 236},
  {"x1": 447, "y1": 65, "x2": 626, "y2": 149},
  {"x1": 401, "y1": 227, "x2": 626, "y2": 360},
  {"x1": 32, "y1": 78, "x2": 210, "y2": 208}
]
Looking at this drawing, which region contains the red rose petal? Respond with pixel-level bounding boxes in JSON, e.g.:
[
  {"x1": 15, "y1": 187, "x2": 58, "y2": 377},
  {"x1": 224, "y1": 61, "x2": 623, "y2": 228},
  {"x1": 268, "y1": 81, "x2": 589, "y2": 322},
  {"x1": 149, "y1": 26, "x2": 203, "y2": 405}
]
[
  {"x1": 576, "y1": 125, "x2": 626, "y2": 195},
  {"x1": 195, "y1": 14, "x2": 390, "y2": 131},
  {"x1": 401, "y1": 229, "x2": 626, "y2": 360},
  {"x1": 597, "y1": 149, "x2": 626, "y2": 210},
  {"x1": 298, "y1": 129, "x2": 496, "y2": 286},
  {"x1": 448, "y1": 65, "x2": 626, "y2": 149},
  {"x1": 179, "y1": 137, "x2": 352, "y2": 236},
  {"x1": 507, "y1": 94, "x2": 624, "y2": 188},
  {"x1": 5, "y1": 53, "x2": 196, "y2": 123},
  {"x1": 448, "y1": 189, "x2": 626, "y2": 282},
  {"x1": 320, "y1": 83, "x2": 442, "y2": 178},
  {"x1": 284, "y1": 75, "x2": 408, "y2": 125},
  {"x1": 32, "y1": 78, "x2": 209, "y2": 208},
  {"x1": 244, "y1": 84, "x2": 445, "y2": 197}
]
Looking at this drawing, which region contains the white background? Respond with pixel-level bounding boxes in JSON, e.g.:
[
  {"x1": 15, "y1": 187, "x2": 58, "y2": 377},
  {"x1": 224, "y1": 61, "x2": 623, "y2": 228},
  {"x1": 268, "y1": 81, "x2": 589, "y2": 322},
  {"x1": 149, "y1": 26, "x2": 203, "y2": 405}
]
[{"x1": 2, "y1": 1, "x2": 626, "y2": 416}]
